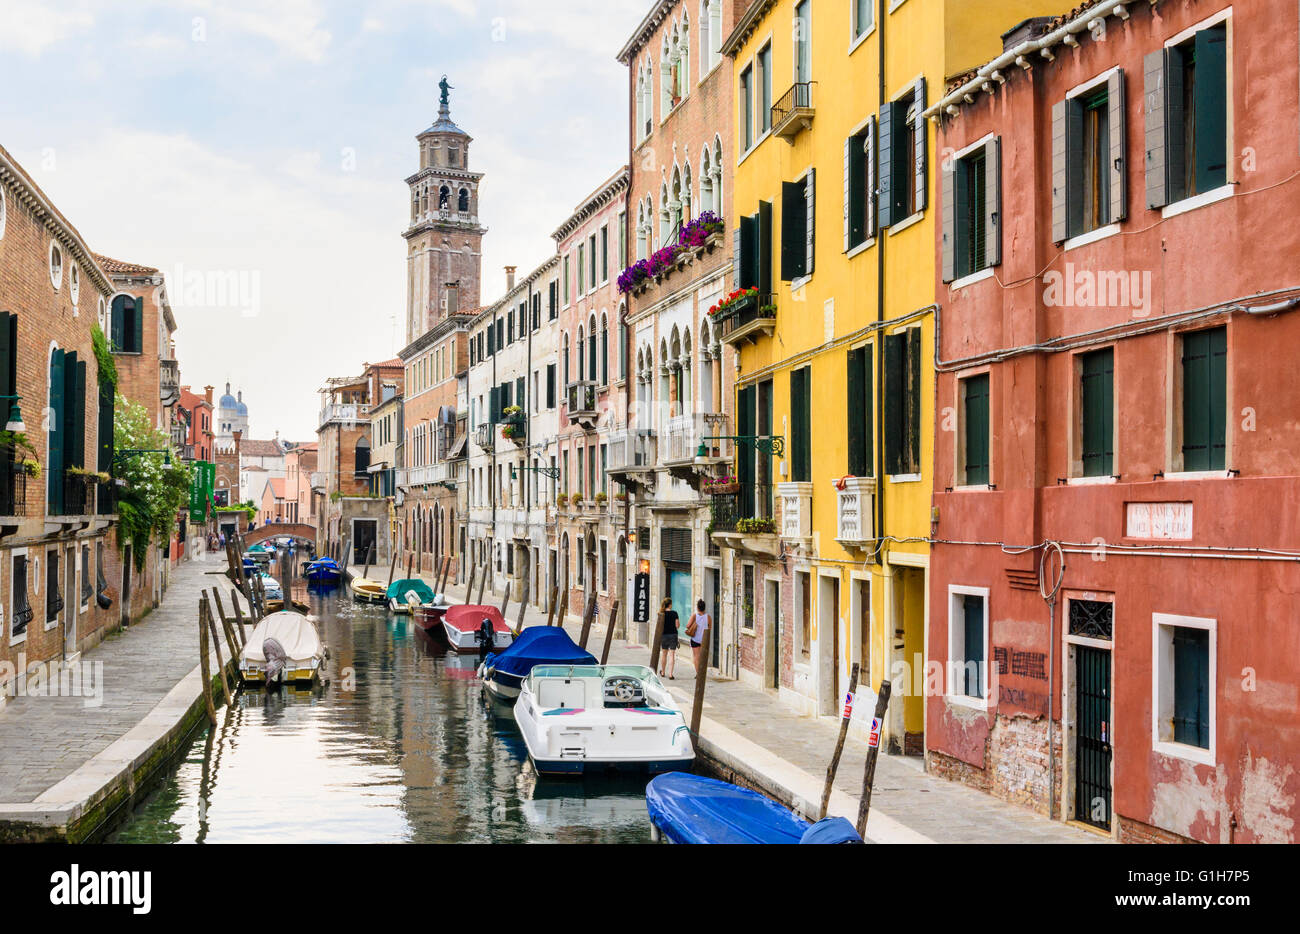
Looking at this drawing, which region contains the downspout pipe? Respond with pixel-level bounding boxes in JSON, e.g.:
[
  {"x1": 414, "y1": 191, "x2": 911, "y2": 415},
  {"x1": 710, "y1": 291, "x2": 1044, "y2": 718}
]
[{"x1": 874, "y1": 0, "x2": 887, "y2": 570}]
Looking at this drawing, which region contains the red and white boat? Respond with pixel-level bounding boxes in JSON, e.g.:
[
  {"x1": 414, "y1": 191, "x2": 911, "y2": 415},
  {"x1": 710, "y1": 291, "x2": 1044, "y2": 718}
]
[
  {"x1": 441, "y1": 604, "x2": 514, "y2": 653},
  {"x1": 412, "y1": 602, "x2": 452, "y2": 631}
]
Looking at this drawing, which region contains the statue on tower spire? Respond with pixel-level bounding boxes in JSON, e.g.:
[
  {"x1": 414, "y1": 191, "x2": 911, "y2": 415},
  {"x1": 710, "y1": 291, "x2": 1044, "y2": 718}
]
[{"x1": 439, "y1": 75, "x2": 453, "y2": 117}]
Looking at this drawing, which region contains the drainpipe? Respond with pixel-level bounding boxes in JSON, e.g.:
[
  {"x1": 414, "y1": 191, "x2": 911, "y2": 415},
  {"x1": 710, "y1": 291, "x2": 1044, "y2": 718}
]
[{"x1": 874, "y1": 0, "x2": 887, "y2": 592}]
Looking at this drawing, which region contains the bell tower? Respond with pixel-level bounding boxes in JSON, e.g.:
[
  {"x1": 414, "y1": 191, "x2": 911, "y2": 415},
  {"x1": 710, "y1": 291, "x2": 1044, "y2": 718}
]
[{"x1": 403, "y1": 76, "x2": 487, "y2": 342}]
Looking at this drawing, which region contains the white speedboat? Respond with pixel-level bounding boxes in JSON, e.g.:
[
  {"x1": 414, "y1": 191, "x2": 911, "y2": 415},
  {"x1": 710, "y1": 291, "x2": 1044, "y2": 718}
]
[
  {"x1": 514, "y1": 664, "x2": 695, "y2": 776},
  {"x1": 441, "y1": 604, "x2": 513, "y2": 653},
  {"x1": 239, "y1": 611, "x2": 328, "y2": 687}
]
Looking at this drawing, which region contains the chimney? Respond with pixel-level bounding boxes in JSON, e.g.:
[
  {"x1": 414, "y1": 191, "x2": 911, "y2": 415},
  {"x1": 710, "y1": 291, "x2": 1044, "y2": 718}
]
[
  {"x1": 505, "y1": 265, "x2": 517, "y2": 291},
  {"x1": 204, "y1": 385, "x2": 214, "y2": 405},
  {"x1": 1001, "y1": 16, "x2": 1054, "y2": 53},
  {"x1": 233, "y1": 430, "x2": 242, "y2": 460}
]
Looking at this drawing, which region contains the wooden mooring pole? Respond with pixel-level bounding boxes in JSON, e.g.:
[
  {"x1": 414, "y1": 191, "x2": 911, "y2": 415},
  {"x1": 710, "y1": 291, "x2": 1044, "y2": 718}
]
[
  {"x1": 476, "y1": 561, "x2": 488, "y2": 605},
  {"x1": 688, "y1": 621, "x2": 712, "y2": 741},
  {"x1": 553, "y1": 587, "x2": 568, "y2": 628},
  {"x1": 230, "y1": 588, "x2": 248, "y2": 641},
  {"x1": 387, "y1": 549, "x2": 398, "y2": 587},
  {"x1": 855, "y1": 680, "x2": 893, "y2": 840},
  {"x1": 648, "y1": 605, "x2": 666, "y2": 674},
  {"x1": 820, "y1": 662, "x2": 860, "y2": 819},
  {"x1": 599, "y1": 598, "x2": 621, "y2": 665},
  {"x1": 544, "y1": 583, "x2": 559, "y2": 628},
  {"x1": 202, "y1": 595, "x2": 233, "y2": 707},
  {"x1": 198, "y1": 599, "x2": 217, "y2": 726}
]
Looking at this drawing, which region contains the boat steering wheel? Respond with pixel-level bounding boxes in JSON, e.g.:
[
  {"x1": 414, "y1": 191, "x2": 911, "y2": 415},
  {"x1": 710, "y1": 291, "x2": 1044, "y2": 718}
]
[{"x1": 603, "y1": 676, "x2": 645, "y2": 705}]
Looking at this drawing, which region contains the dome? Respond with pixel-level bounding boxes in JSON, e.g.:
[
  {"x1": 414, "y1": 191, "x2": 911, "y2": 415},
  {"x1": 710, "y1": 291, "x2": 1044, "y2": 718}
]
[
  {"x1": 236, "y1": 401, "x2": 249, "y2": 415},
  {"x1": 219, "y1": 393, "x2": 238, "y2": 410}
]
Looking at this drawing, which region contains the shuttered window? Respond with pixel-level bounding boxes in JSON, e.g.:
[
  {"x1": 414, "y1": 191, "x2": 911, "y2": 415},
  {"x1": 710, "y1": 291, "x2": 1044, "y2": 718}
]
[
  {"x1": 846, "y1": 345, "x2": 873, "y2": 477},
  {"x1": 883, "y1": 329, "x2": 921, "y2": 475},
  {"x1": 486, "y1": 322, "x2": 495, "y2": 356},
  {"x1": 1146, "y1": 24, "x2": 1228, "y2": 208},
  {"x1": 546, "y1": 364, "x2": 556, "y2": 408},
  {"x1": 110, "y1": 296, "x2": 144, "y2": 354},
  {"x1": 1080, "y1": 348, "x2": 1114, "y2": 477},
  {"x1": 737, "y1": 384, "x2": 755, "y2": 493},
  {"x1": 740, "y1": 66, "x2": 753, "y2": 151},
  {"x1": 549, "y1": 281, "x2": 558, "y2": 319},
  {"x1": 1181, "y1": 326, "x2": 1226, "y2": 471},
  {"x1": 789, "y1": 367, "x2": 811, "y2": 482},
  {"x1": 878, "y1": 79, "x2": 927, "y2": 228},
  {"x1": 780, "y1": 172, "x2": 814, "y2": 280},
  {"x1": 962, "y1": 373, "x2": 989, "y2": 486},
  {"x1": 0, "y1": 313, "x2": 16, "y2": 514},
  {"x1": 944, "y1": 139, "x2": 1001, "y2": 281},
  {"x1": 845, "y1": 119, "x2": 875, "y2": 251},
  {"x1": 1172, "y1": 626, "x2": 1210, "y2": 748},
  {"x1": 1052, "y1": 72, "x2": 1127, "y2": 243},
  {"x1": 961, "y1": 595, "x2": 986, "y2": 698}
]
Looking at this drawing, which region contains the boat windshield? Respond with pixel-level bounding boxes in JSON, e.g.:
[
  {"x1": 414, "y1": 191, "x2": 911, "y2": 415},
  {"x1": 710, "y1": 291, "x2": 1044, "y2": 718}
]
[{"x1": 530, "y1": 664, "x2": 662, "y2": 688}]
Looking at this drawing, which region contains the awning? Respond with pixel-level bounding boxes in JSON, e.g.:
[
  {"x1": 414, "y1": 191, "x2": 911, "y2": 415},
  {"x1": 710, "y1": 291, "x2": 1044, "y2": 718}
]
[{"x1": 447, "y1": 435, "x2": 467, "y2": 459}]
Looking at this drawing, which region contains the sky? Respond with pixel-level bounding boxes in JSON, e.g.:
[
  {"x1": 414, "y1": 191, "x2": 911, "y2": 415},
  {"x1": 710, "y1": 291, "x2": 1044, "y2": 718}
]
[{"x1": 0, "y1": 0, "x2": 647, "y2": 441}]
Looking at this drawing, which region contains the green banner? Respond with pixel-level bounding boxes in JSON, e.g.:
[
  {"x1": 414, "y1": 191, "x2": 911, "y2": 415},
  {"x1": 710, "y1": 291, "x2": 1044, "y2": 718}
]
[{"x1": 189, "y1": 460, "x2": 215, "y2": 523}]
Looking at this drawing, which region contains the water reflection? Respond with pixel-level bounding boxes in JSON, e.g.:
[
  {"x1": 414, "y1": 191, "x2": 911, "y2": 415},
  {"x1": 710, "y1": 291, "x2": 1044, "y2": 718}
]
[{"x1": 110, "y1": 562, "x2": 653, "y2": 844}]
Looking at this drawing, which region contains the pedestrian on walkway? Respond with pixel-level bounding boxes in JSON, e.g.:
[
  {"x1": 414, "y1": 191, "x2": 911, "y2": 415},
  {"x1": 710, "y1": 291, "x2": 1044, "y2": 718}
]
[
  {"x1": 687, "y1": 599, "x2": 711, "y2": 673},
  {"x1": 658, "y1": 597, "x2": 679, "y2": 679}
]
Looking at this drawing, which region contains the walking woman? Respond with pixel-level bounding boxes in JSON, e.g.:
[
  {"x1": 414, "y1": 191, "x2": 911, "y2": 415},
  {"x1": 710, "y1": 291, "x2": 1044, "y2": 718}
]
[
  {"x1": 658, "y1": 597, "x2": 679, "y2": 679},
  {"x1": 687, "y1": 599, "x2": 711, "y2": 673}
]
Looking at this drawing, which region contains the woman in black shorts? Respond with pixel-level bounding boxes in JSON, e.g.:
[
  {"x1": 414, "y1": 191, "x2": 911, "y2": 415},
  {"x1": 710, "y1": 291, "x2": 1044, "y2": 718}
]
[{"x1": 658, "y1": 597, "x2": 679, "y2": 679}]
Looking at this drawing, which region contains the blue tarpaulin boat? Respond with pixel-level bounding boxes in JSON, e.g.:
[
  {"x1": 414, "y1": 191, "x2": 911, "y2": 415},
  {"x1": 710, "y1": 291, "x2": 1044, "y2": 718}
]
[
  {"x1": 303, "y1": 557, "x2": 341, "y2": 583},
  {"x1": 644, "y1": 771, "x2": 864, "y2": 844},
  {"x1": 480, "y1": 626, "x2": 597, "y2": 702}
]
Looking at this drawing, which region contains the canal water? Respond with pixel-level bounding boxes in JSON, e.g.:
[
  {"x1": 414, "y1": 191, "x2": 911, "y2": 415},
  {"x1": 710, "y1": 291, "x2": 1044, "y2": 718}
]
[{"x1": 109, "y1": 559, "x2": 653, "y2": 844}]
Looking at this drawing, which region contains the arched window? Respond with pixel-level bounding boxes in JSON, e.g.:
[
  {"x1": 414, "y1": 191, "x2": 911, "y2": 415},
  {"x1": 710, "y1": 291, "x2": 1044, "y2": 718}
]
[
  {"x1": 636, "y1": 202, "x2": 647, "y2": 261},
  {"x1": 682, "y1": 163, "x2": 693, "y2": 223},
  {"x1": 458, "y1": 188, "x2": 469, "y2": 212},
  {"x1": 600, "y1": 313, "x2": 609, "y2": 385},
  {"x1": 576, "y1": 327, "x2": 585, "y2": 380},
  {"x1": 439, "y1": 185, "x2": 449, "y2": 209},
  {"x1": 354, "y1": 437, "x2": 371, "y2": 477},
  {"x1": 563, "y1": 333, "x2": 570, "y2": 387},
  {"x1": 587, "y1": 314, "x2": 597, "y2": 383}
]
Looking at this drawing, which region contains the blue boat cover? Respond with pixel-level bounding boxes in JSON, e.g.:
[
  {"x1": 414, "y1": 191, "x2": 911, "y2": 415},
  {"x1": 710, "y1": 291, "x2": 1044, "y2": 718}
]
[
  {"x1": 799, "y1": 816, "x2": 864, "y2": 844},
  {"x1": 482, "y1": 626, "x2": 596, "y2": 679},
  {"x1": 645, "y1": 771, "x2": 810, "y2": 844}
]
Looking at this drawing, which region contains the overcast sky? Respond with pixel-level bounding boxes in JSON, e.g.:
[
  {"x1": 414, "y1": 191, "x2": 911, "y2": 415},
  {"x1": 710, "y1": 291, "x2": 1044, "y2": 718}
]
[{"x1": 1, "y1": 0, "x2": 646, "y2": 441}]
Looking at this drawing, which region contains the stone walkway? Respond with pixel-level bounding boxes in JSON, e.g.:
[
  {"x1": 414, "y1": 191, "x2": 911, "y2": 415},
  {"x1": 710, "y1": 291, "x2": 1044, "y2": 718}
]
[
  {"x1": 0, "y1": 554, "x2": 241, "y2": 804},
  {"x1": 408, "y1": 568, "x2": 1105, "y2": 844}
]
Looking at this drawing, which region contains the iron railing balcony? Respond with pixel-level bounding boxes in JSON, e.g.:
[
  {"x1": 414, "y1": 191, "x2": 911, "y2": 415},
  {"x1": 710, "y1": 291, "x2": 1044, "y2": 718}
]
[
  {"x1": 160, "y1": 358, "x2": 180, "y2": 406},
  {"x1": 474, "y1": 423, "x2": 496, "y2": 453},
  {"x1": 771, "y1": 81, "x2": 815, "y2": 141},
  {"x1": 319, "y1": 402, "x2": 370, "y2": 428},
  {"x1": 0, "y1": 468, "x2": 27, "y2": 518},
  {"x1": 709, "y1": 481, "x2": 775, "y2": 534},
  {"x1": 565, "y1": 380, "x2": 598, "y2": 426},
  {"x1": 715, "y1": 291, "x2": 776, "y2": 346}
]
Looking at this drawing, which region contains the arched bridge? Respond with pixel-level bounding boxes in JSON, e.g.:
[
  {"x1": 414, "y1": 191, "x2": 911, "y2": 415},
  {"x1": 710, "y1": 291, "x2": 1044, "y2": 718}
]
[{"x1": 242, "y1": 523, "x2": 317, "y2": 547}]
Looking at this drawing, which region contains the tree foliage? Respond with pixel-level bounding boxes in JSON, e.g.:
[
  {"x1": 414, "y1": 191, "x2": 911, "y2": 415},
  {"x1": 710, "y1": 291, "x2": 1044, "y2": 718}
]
[{"x1": 114, "y1": 393, "x2": 190, "y2": 571}]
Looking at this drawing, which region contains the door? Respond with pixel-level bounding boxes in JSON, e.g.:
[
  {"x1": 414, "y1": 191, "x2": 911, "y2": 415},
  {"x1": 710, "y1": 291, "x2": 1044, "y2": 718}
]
[
  {"x1": 766, "y1": 578, "x2": 781, "y2": 689},
  {"x1": 707, "y1": 567, "x2": 720, "y2": 669},
  {"x1": 818, "y1": 575, "x2": 840, "y2": 716},
  {"x1": 668, "y1": 568, "x2": 692, "y2": 642},
  {"x1": 1074, "y1": 645, "x2": 1113, "y2": 831},
  {"x1": 857, "y1": 579, "x2": 871, "y2": 687},
  {"x1": 353, "y1": 519, "x2": 377, "y2": 565}
]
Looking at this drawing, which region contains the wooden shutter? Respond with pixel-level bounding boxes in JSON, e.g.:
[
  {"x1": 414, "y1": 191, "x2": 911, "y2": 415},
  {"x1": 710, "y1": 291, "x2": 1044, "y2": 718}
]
[
  {"x1": 790, "y1": 367, "x2": 810, "y2": 482},
  {"x1": 804, "y1": 169, "x2": 816, "y2": 276},
  {"x1": 843, "y1": 136, "x2": 853, "y2": 251},
  {"x1": 516, "y1": 376, "x2": 526, "y2": 414},
  {"x1": 864, "y1": 119, "x2": 877, "y2": 239},
  {"x1": 487, "y1": 322, "x2": 495, "y2": 356},
  {"x1": 883, "y1": 333, "x2": 904, "y2": 475},
  {"x1": 739, "y1": 213, "x2": 758, "y2": 289},
  {"x1": 489, "y1": 385, "x2": 499, "y2": 423},
  {"x1": 985, "y1": 137, "x2": 1002, "y2": 267},
  {"x1": 1081, "y1": 348, "x2": 1114, "y2": 477},
  {"x1": 733, "y1": 226, "x2": 744, "y2": 288},
  {"x1": 758, "y1": 202, "x2": 773, "y2": 296},
  {"x1": 546, "y1": 364, "x2": 556, "y2": 408},
  {"x1": 906, "y1": 327, "x2": 921, "y2": 473},
  {"x1": 110, "y1": 296, "x2": 126, "y2": 351},
  {"x1": 1144, "y1": 50, "x2": 1169, "y2": 209},
  {"x1": 941, "y1": 149, "x2": 957, "y2": 282},
  {"x1": 70, "y1": 357, "x2": 86, "y2": 469},
  {"x1": 1108, "y1": 70, "x2": 1128, "y2": 223},
  {"x1": 878, "y1": 101, "x2": 894, "y2": 228},
  {"x1": 912, "y1": 77, "x2": 928, "y2": 213},
  {"x1": 133, "y1": 297, "x2": 145, "y2": 353},
  {"x1": 963, "y1": 374, "x2": 989, "y2": 486},
  {"x1": 48, "y1": 349, "x2": 65, "y2": 513},
  {"x1": 1173, "y1": 627, "x2": 1210, "y2": 748},
  {"x1": 1181, "y1": 327, "x2": 1226, "y2": 471},
  {"x1": 781, "y1": 181, "x2": 805, "y2": 280},
  {"x1": 97, "y1": 378, "x2": 114, "y2": 475},
  {"x1": 846, "y1": 346, "x2": 872, "y2": 477},
  {"x1": 1051, "y1": 99, "x2": 1068, "y2": 242},
  {"x1": 0, "y1": 313, "x2": 12, "y2": 502},
  {"x1": 737, "y1": 385, "x2": 755, "y2": 489},
  {"x1": 1194, "y1": 25, "x2": 1228, "y2": 194}
]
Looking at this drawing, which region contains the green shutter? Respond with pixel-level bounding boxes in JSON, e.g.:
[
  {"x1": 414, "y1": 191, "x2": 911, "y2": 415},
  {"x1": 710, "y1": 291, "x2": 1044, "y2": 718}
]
[
  {"x1": 1066, "y1": 99, "x2": 1085, "y2": 238},
  {"x1": 738, "y1": 215, "x2": 757, "y2": 288},
  {"x1": 1081, "y1": 348, "x2": 1114, "y2": 477},
  {"x1": 737, "y1": 385, "x2": 755, "y2": 490},
  {"x1": 1181, "y1": 327, "x2": 1226, "y2": 471},
  {"x1": 883, "y1": 333, "x2": 904, "y2": 475},
  {"x1": 489, "y1": 385, "x2": 499, "y2": 423},
  {"x1": 790, "y1": 368, "x2": 810, "y2": 482},
  {"x1": 757, "y1": 201, "x2": 773, "y2": 296},
  {"x1": 516, "y1": 376, "x2": 525, "y2": 414},
  {"x1": 48, "y1": 349, "x2": 65, "y2": 513},
  {"x1": 110, "y1": 296, "x2": 126, "y2": 351},
  {"x1": 133, "y1": 297, "x2": 145, "y2": 353},
  {"x1": 963, "y1": 373, "x2": 989, "y2": 486},
  {"x1": 1194, "y1": 24, "x2": 1228, "y2": 195},
  {"x1": 963, "y1": 595, "x2": 985, "y2": 697},
  {"x1": 847, "y1": 347, "x2": 872, "y2": 477},
  {"x1": 0, "y1": 313, "x2": 13, "y2": 506},
  {"x1": 781, "y1": 181, "x2": 805, "y2": 280},
  {"x1": 1173, "y1": 626, "x2": 1210, "y2": 748},
  {"x1": 97, "y1": 379, "x2": 114, "y2": 475},
  {"x1": 71, "y1": 358, "x2": 86, "y2": 470},
  {"x1": 877, "y1": 102, "x2": 894, "y2": 229}
]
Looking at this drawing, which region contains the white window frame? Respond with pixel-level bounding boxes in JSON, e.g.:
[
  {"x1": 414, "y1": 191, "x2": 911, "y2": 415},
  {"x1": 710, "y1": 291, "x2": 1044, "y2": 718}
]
[
  {"x1": 946, "y1": 584, "x2": 990, "y2": 709},
  {"x1": 49, "y1": 241, "x2": 64, "y2": 290},
  {"x1": 850, "y1": 0, "x2": 876, "y2": 53},
  {"x1": 1151, "y1": 612, "x2": 1216, "y2": 766}
]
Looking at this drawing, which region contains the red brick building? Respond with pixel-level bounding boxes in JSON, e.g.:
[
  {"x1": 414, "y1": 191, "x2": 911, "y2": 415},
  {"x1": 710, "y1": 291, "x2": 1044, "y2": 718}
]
[
  {"x1": 928, "y1": 0, "x2": 1300, "y2": 842},
  {"x1": 177, "y1": 385, "x2": 214, "y2": 463}
]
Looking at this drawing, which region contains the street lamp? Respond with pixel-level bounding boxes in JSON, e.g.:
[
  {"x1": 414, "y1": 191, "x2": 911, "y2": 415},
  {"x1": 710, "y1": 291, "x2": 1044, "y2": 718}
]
[
  {"x1": 0, "y1": 394, "x2": 24, "y2": 433},
  {"x1": 696, "y1": 435, "x2": 786, "y2": 458}
]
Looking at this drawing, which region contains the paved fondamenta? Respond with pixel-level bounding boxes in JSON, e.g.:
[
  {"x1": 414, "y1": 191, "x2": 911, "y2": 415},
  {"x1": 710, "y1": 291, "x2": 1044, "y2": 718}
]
[
  {"x1": 419, "y1": 571, "x2": 1106, "y2": 845},
  {"x1": 0, "y1": 555, "x2": 237, "y2": 804}
]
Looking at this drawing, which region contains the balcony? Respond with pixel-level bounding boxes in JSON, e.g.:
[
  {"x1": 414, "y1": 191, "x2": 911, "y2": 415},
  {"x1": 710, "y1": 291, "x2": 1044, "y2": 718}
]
[
  {"x1": 319, "y1": 403, "x2": 370, "y2": 429},
  {"x1": 310, "y1": 471, "x2": 327, "y2": 491},
  {"x1": 663, "y1": 412, "x2": 732, "y2": 489},
  {"x1": 715, "y1": 292, "x2": 776, "y2": 346},
  {"x1": 771, "y1": 81, "x2": 815, "y2": 143},
  {"x1": 565, "y1": 380, "x2": 598, "y2": 430},
  {"x1": 160, "y1": 358, "x2": 180, "y2": 407},
  {"x1": 708, "y1": 481, "x2": 779, "y2": 557},
  {"x1": 1, "y1": 468, "x2": 27, "y2": 534},
  {"x1": 777, "y1": 481, "x2": 812, "y2": 541},
  {"x1": 834, "y1": 476, "x2": 877, "y2": 547},
  {"x1": 608, "y1": 429, "x2": 657, "y2": 496},
  {"x1": 474, "y1": 423, "x2": 495, "y2": 453},
  {"x1": 49, "y1": 473, "x2": 97, "y2": 519}
]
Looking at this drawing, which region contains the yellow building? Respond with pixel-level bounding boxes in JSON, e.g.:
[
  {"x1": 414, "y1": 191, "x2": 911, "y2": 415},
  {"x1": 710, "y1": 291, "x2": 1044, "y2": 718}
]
[{"x1": 713, "y1": 0, "x2": 1065, "y2": 750}]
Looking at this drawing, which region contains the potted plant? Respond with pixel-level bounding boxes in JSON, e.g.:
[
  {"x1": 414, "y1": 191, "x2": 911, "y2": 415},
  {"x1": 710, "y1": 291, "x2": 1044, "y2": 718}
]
[
  {"x1": 614, "y1": 492, "x2": 628, "y2": 503},
  {"x1": 703, "y1": 475, "x2": 740, "y2": 495},
  {"x1": 556, "y1": 492, "x2": 569, "y2": 507},
  {"x1": 20, "y1": 459, "x2": 40, "y2": 478},
  {"x1": 735, "y1": 517, "x2": 776, "y2": 535},
  {"x1": 594, "y1": 491, "x2": 608, "y2": 506}
]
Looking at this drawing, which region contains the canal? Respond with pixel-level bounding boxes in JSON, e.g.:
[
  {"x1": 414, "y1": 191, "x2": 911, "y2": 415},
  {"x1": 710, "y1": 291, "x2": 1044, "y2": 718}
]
[{"x1": 109, "y1": 559, "x2": 653, "y2": 843}]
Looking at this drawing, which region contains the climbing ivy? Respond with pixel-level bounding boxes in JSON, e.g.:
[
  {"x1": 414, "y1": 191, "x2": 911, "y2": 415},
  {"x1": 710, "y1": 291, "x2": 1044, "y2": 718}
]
[
  {"x1": 114, "y1": 394, "x2": 190, "y2": 571},
  {"x1": 91, "y1": 323, "x2": 117, "y2": 387}
]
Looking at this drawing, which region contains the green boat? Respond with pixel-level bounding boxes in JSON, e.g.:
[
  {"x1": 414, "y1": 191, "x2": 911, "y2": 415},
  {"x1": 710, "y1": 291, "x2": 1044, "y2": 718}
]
[{"x1": 386, "y1": 578, "x2": 438, "y2": 614}]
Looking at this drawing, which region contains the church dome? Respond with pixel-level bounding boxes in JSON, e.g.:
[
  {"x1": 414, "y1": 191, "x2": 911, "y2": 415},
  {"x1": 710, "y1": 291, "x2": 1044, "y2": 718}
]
[{"x1": 219, "y1": 381, "x2": 238, "y2": 410}]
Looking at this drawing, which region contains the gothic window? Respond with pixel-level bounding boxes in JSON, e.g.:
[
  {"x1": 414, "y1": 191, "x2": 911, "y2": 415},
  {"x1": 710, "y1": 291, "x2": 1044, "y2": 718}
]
[
  {"x1": 439, "y1": 186, "x2": 449, "y2": 209},
  {"x1": 458, "y1": 188, "x2": 469, "y2": 212}
]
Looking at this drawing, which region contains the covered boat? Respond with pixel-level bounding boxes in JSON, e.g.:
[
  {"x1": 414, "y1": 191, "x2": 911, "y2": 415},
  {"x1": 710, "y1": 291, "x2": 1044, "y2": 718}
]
[
  {"x1": 386, "y1": 578, "x2": 438, "y2": 614},
  {"x1": 350, "y1": 575, "x2": 386, "y2": 604},
  {"x1": 303, "y1": 557, "x2": 341, "y2": 583},
  {"x1": 239, "y1": 611, "x2": 328, "y2": 686},
  {"x1": 480, "y1": 626, "x2": 596, "y2": 702},
  {"x1": 644, "y1": 772, "x2": 864, "y2": 844},
  {"x1": 244, "y1": 543, "x2": 273, "y2": 564},
  {"x1": 514, "y1": 664, "x2": 694, "y2": 775},
  {"x1": 441, "y1": 604, "x2": 513, "y2": 653}
]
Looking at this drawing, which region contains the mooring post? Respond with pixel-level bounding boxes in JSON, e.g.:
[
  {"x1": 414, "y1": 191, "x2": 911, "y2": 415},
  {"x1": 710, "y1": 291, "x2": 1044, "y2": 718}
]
[
  {"x1": 600, "y1": 598, "x2": 621, "y2": 665},
  {"x1": 211, "y1": 587, "x2": 240, "y2": 659},
  {"x1": 515, "y1": 561, "x2": 529, "y2": 635},
  {"x1": 387, "y1": 550, "x2": 398, "y2": 587},
  {"x1": 688, "y1": 621, "x2": 712, "y2": 741},
  {"x1": 855, "y1": 679, "x2": 893, "y2": 840},
  {"x1": 465, "y1": 550, "x2": 476, "y2": 601},
  {"x1": 230, "y1": 587, "x2": 248, "y2": 640},
  {"x1": 198, "y1": 600, "x2": 217, "y2": 726},
  {"x1": 820, "y1": 662, "x2": 861, "y2": 820},
  {"x1": 203, "y1": 595, "x2": 233, "y2": 707},
  {"x1": 553, "y1": 588, "x2": 568, "y2": 628},
  {"x1": 439, "y1": 555, "x2": 452, "y2": 596},
  {"x1": 649, "y1": 604, "x2": 666, "y2": 675},
  {"x1": 476, "y1": 561, "x2": 488, "y2": 605},
  {"x1": 544, "y1": 583, "x2": 559, "y2": 628}
]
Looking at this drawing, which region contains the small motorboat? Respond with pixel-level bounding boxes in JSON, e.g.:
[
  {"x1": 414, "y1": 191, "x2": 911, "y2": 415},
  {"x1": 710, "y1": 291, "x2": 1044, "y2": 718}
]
[
  {"x1": 514, "y1": 664, "x2": 694, "y2": 776},
  {"x1": 412, "y1": 602, "x2": 452, "y2": 631},
  {"x1": 244, "y1": 543, "x2": 273, "y2": 564},
  {"x1": 239, "y1": 610, "x2": 328, "y2": 687},
  {"x1": 350, "y1": 575, "x2": 386, "y2": 604},
  {"x1": 303, "y1": 557, "x2": 341, "y2": 583},
  {"x1": 479, "y1": 626, "x2": 596, "y2": 703},
  {"x1": 258, "y1": 572, "x2": 283, "y2": 602},
  {"x1": 441, "y1": 604, "x2": 513, "y2": 653},
  {"x1": 644, "y1": 772, "x2": 864, "y2": 844},
  {"x1": 386, "y1": 578, "x2": 438, "y2": 614}
]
